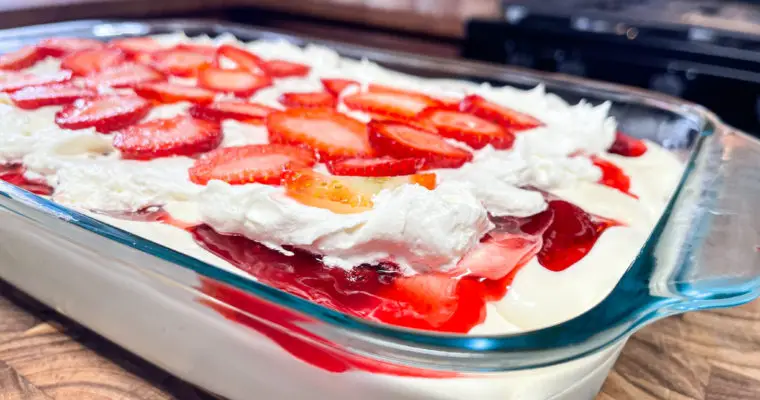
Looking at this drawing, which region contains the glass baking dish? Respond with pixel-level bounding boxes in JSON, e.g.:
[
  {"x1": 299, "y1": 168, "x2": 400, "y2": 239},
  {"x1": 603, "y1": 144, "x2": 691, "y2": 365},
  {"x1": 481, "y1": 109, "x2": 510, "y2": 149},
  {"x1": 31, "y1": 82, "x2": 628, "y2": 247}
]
[{"x1": 0, "y1": 19, "x2": 758, "y2": 400}]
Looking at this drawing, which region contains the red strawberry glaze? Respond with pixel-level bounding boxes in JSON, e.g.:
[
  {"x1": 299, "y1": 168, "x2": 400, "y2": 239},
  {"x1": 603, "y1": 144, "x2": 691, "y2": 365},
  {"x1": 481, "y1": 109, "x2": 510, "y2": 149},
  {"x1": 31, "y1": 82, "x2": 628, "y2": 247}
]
[
  {"x1": 0, "y1": 164, "x2": 53, "y2": 195},
  {"x1": 591, "y1": 156, "x2": 637, "y2": 198},
  {"x1": 94, "y1": 207, "x2": 196, "y2": 230},
  {"x1": 608, "y1": 131, "x2": 647, "y2": 157}
]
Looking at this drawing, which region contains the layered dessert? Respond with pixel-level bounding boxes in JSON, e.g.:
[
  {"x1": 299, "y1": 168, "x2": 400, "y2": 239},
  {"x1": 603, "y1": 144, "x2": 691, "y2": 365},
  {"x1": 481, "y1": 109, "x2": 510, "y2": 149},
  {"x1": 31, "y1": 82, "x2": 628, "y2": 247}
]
[{"x1": 0, "y1": 33, "x2": 682, "y2": 341}]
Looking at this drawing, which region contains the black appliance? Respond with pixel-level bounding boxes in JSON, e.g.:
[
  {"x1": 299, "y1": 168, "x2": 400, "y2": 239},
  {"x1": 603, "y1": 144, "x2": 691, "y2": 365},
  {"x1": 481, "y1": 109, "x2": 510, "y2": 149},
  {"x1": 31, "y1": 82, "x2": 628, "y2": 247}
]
[{"x1": 462, "y1": 0, "x2": 760, "y2": 134}]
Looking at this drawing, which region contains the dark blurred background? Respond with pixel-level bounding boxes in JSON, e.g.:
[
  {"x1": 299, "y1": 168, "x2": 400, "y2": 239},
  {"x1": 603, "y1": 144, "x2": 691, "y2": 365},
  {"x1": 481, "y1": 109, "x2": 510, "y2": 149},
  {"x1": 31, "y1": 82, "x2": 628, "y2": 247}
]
[{"x1": 2, "y1": 0, "x2": 759, "y2": 134}]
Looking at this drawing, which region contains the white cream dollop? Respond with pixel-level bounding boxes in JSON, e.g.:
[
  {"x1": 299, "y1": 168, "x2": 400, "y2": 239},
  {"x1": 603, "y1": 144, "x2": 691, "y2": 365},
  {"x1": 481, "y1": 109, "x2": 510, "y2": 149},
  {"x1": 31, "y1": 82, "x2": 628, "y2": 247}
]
[{"x1": 198, "y1": 180, "x2": 494, "y2": 273}]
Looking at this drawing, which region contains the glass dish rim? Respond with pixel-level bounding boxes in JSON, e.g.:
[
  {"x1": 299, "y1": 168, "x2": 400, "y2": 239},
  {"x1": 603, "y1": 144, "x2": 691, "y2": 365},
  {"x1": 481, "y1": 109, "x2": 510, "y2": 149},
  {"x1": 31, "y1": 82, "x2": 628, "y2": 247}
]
[{"x1": 0, "y1": 18, "x2": 755, "y2": 371}]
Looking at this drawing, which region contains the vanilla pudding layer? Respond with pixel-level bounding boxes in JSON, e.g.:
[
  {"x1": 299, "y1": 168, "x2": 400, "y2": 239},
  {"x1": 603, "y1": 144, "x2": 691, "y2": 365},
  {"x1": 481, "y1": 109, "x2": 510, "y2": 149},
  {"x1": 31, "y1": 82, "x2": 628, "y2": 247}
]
[{"x1": 0, "y1": 33, "x2": 684, "y2": 333}]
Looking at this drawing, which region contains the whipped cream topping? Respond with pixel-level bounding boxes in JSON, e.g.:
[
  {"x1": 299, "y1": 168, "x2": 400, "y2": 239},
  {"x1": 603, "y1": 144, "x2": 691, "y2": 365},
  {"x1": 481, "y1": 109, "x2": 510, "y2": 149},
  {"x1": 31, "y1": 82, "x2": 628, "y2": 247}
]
[
  {"x1": 1, "y1": 32, "x2": 631, "y2": 275},
  {"x1": 199, "y1": 180, "x2": 493, "y2": 273}
]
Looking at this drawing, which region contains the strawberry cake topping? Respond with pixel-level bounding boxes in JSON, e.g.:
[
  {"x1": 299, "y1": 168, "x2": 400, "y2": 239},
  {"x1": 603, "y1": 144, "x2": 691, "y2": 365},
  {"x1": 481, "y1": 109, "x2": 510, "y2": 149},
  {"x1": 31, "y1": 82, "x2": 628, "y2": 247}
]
[{"x1": 0, "y1": 33, "x2": 681, "y2": 338}]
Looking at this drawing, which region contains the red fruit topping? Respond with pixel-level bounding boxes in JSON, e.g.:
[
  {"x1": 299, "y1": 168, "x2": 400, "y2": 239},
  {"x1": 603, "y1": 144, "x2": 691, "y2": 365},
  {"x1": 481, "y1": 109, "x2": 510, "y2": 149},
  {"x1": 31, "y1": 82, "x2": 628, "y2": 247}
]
[
  {"x1": 54, "y1": 95, "x2": 151, "y2": 133},
  {"x1": 0, "y1": 164, "x2": 53, "y2": 195},
  {"x1": 591, "y1": 156, "x2": 636, "y2": 197},
  {"x1": 151, "y1": 48, "x2": 213, "y2": 77},
  {"x1": 321, "y1": 78, "x2": 358, "y2": 97},
  {"x1": 418, "y1": 107, "x2": 515, "y2": 150},
  {"x1": 189, "y1": 100, "x2": 278, "y2": 124},
  {"x1": 460, "y1": 94, "x2": 543, "y2": 131},
  {"x1": 216, "y1": 45, "x2": 266, "y2": 75},
  {"x1": 10, "y1": 84, "x2": 96, "y2": 110},
  {"x1": 0, "y1": 46, "x2": 45, "y2": 71},
  {"x1": 61, "y1": 48, "x2": 126, "y2": 76},
  {"x1": 263, "y1": 60, "x2": 310, "y2": 78},
  {"x1": 455, "y1": 232, "x2": 542, "y2": 280},
  {"x1": 134, "y1": 82, "x2": 216, "y2": 105},
  {"x1": 343, "y1": 89, "x2": 443, "y2": 120},
  {"x1": 521, "y1": 199, "x2": 618, "y2": 272},
  {"x1": 84, "y1": 63, "x2": 164, "y2": 88},
  {"x1": 109, "y1": 37, "x2": 164, "y2": 55},
  {"x1": 175, "y1": 43, "x2": 217, "y2": 56},
  {"x1": 369, "y1": 114, "x2": 439, "y2": 134},
  {"x1": 113, "y1": 115, "x2": 222, "y2": 160},
  {"x1": 37, "y1": 38, "x2": 104, "y2": 57},
  {"x1": 385, "y1": 274, "x2": 461, "y2": 327},
  {"x1": 0, "y1": 70, "x2": 72, "y2": 92},
  {"x1": 608, "y1": 131, "x2": 647, "y2": 157},
  {"x1": 278, "y1": 91, "x2": 336, "y2": 108},
  {"x1": 198, "y1": 67, "x2": 272, "y2": 97},
  {"x1": 326, "y1": 156, "x2": 421, "y2": 177},
  {"x1": 284, "y1": 169, "x2": 435, "y2": 214},
  {"x1": 267, "y1": 108, "x2": 373, "y2": 161},
  {"x1": 368, "y1": 120, "x2": 472, "y2": 169},
  {"x1": 189, "y1": 144, "x2": 317, "y2": 185}
]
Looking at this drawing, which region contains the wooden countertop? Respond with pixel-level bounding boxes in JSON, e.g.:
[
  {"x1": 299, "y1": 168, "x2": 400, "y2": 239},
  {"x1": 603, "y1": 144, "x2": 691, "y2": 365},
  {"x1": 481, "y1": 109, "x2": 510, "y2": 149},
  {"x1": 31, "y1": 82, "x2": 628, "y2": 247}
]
[
  {"x1": 0, "y1": 0, "x2": 502, "y2": 38},
  {"x1": 1, "y1": 279, "x2": 759, "y2": 400}
]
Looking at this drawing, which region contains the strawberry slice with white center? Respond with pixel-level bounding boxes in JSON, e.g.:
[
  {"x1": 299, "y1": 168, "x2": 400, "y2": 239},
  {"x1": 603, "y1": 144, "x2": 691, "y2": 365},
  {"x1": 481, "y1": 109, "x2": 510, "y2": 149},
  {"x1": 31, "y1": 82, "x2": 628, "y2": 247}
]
[
  {"x1": 84, "y1": 63, "x2": 165, "y2": 88},
  {"x1": 263, "y1": 60, "x2": 310, "y2": 78},
  {"x1": 460, "y1": 94, "x2": 543, "y2": 131},
  {"x1": 368, "y1": 120, "x2": 472, "y2": 169},
  {"x1": 134, "y1": 82, "x2": 216, "y2": 105},
  {"x1": 189, "y1": 144, "x2": 317, "y2": 185},
  {"x1": 216, "y1": 45, "x2": 266, "y2": 75},
  {"x1": 0, "y1": 70, "x2": 72, "y2": 92},
  {"x1": 278, "y1": 91, "x2": 336, "y2": 108},
  {"x1": 61, "y1": 48, "x2": 126, "y2": 76},
  {"x1": 151, "y1": 48, "x2": 213, "y2": 77},
  {"x1": 321, "y1": 78, "x2": 357, "y2": 97},
  {"x1": 55, "y1": 95, "x2": 151, "y2": 133},
  {"x1": 326, "y1": 156, "x2": 421, "y2": 177},
  {"x1": 37, "y1": 38, "x2": 104, "y2": 57},
  {"x1": 343, "y1": 89, "x2": 444, "y2": 120},
  {"x1": 10, "y1": 84, "x2": 97, "y2": 110},
  {"x1": 454, "y1": 232, "x2": 542, "y2": 280},
  {"x1": 267, "y1": 108, "x2": 373, "y2": 161},
  {"x1": 189, "y1": 100, "x2": 278, "y2": 124},
  {"x1": 113, "y1": 115, "x2": 222, "y2": 160},
  {"x1": 283, "y1": 168, "x2": 435, "y2": 214},
  {"x1": 417, "y1": 107, "x2": 515, "y2": 149},
  {"x1": 381, "y1": 273, "x2": 460, "y2": 328},
  {"x1": 109, "y1": 37, "x2": 164, "y2": 56},
  {"x1": 0, "y1": 46, "x2": 46, "y2": 71},
  {"x1": 198, "y1": 67, "x2": 272, "y2": 97}
]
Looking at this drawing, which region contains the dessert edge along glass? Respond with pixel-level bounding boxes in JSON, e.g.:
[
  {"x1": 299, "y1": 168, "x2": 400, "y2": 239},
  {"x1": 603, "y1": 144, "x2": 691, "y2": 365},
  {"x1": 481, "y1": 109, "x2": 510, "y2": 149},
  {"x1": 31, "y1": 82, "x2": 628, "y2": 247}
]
[{"x1": 0, "y1": 19, "x2": 758, "y2": 400}]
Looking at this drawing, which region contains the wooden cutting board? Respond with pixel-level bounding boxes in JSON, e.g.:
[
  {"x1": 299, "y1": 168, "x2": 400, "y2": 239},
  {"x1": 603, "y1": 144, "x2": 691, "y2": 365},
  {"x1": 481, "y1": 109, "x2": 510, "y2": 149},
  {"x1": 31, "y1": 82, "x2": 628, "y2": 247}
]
[{"x1": 0, "y1": 279, "x2": 759, "y2": 400}]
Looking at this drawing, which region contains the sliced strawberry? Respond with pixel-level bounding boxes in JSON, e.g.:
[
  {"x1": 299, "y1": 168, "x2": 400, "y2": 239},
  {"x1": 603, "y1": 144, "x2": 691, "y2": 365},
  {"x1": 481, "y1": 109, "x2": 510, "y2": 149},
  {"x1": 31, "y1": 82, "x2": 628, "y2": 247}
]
[
  {"x1": 460, "y1": 94, "x2": 542, "y2": 131},
  {"x1": 321, "y1": 78, "x2": 358, "y2": 97},
  {"x1": 279, "y1": 91, "x2": 336, "y2": 108},
  {"x1": 37, "y1": 38, "x2": 104, "y2": 57},
  {"x1": 61, "y1": 48, "x2": 126, "y2": 76},
  {"x1": 134, "y1": 82, "x2": 216, "y2": 105},
  {"x1": 84, "y1": 62, "x2": 164, "y2": 88},
  {"x1": 0, "y1": 46, "x2": 46, "y2": 71},
  {"x1": 113, "y1": 115, "x2": 222, "y2": 160},
  {"x1": 608, "y1": 131, "x2": 647, "y2": 157},
  {"x1": 454, "y1": 232, "x2": 542, "y2": 280},
  {"x1": 216, "y1": 45, "x2": 266, "y2": 75},
  {"x1": 384, "y1": 273, "x2": 460, "y2": 327},
  {"x1": 267, "y1": 108, "x2": 372, "y2": 161},
  {"x1": 418, "y1": 107, "x2": 514, "y2": 149},
  {"x1": 263, "y1": 60, "x2": 310, "y2": 78},
  {"x1": 369, "y1": 114, "x2": 439, "y2": 134},
  {"x1": 189, "y1": 100, "x2": 278, "y2": 123},
  {"x1": 10, "y1": 84, "x2": 96, "y2": 110},
  {"x1": 343, "y1": 89, "x2": 443, "y2": 120},
  {"x1": 189, "y1": 144, "x2": 316, "y2": 185},
  {"x1": 0, "y1": 70, "x2": 72, "y2": 92},
  {"x1": 151, "y1": 48, "x2": 213, "y2": 77},
  {"x1": 175, "y1": 43, "x2": 217, "y2": 56},
  {"x1": 198, "y1": 67, "x2": 271, "y2": 97},
  {"x1": 109, "y1": 37, "x2": 164, "y2": 55},
  {"x1": 55, "y1": 95, "x2": 151, "y2": 133},
  {"x1": 326, "y1": 156, "x2": 421, "y2": 177},
  {"x1": 368, "y1": 120, "x2": 472, "y2": 169},
  {"x1": 284, "y1": 169, "x2": 435, "y2": 214}
]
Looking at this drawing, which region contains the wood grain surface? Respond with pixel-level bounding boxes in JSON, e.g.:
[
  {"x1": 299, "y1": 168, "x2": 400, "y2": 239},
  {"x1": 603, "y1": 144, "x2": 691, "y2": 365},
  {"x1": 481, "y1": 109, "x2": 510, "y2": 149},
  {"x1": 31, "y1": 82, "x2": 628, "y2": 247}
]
[{"x1": 0, "y1": 277, "x2": 759, "y2": 400}]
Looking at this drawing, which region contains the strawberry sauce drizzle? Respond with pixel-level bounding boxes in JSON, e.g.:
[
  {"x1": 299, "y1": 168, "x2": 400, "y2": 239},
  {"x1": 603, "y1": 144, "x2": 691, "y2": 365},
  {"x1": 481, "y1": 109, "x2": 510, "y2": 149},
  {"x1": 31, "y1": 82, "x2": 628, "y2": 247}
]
[
  {"x1": 591, "y1": 156, "x2": 637, "y2": 198},
  {"x1": 94, "y1": 206, "x2": 195, "y2": 230},
  {"x1": 0, "y1": 164, "x2": 53, "y2": 195},
  {"x1": 608, "y1": 131, "x2": 647, "y2": 157}
]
